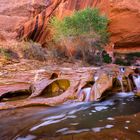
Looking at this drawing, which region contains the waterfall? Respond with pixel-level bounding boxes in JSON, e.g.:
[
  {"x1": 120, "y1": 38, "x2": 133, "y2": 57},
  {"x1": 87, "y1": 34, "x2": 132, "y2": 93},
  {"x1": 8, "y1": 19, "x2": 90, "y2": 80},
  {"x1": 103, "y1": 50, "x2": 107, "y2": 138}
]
[
  {"x1": 77, "y1": 74, "x2": 100, "y2": 102},
  {"x1": 117, "y1": 76, "x2": 125, "y2": 92},
  {"x1": 133, "y1": 75, "x2": 140, "y2": 91},
  {"x1": 93, "y1": 75, "x2": 100, "y2": 101},
  {"x1": 84, "y1": 88, "x2": 92, "y2": 102},
  {"x1": 77, "y1": 88, "x2": 91, "y2": 102},
  {"x1": 117, "y1": 67, "x2": 125, "y2": 92}
]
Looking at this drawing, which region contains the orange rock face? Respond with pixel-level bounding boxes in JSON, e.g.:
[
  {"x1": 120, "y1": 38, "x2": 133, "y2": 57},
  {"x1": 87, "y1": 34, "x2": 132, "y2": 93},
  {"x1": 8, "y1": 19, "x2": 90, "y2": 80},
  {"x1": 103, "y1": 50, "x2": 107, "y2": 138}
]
[
  {"x1": 0, "y1": 0, "x2": 29, "y2": 40},
  {"x1": 109, "y1": 0, "x2": 140, "y2": 53},
  {"x1": 55, "y1": 0, "x2": 109, "y2": 18},
  {"x1": 0, "y1": 0, "x2": 140, "y2": 53},
  {"x1": 0, "y1": 0, "x2": 49, "y2": 41},
  {"x1": 17, "y1": 0, "x2": 109, "y2": 44}
]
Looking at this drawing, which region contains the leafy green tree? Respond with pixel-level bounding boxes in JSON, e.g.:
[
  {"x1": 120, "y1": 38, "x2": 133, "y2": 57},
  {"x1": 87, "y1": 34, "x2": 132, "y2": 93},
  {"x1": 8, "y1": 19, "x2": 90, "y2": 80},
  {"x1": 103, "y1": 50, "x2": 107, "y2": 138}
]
[
  {"x1": 51, "y1": 8, "x2": 109, "y2": 43},
  {"x1": 50, "y1": 8, "x2": 109, "y2": 65}
]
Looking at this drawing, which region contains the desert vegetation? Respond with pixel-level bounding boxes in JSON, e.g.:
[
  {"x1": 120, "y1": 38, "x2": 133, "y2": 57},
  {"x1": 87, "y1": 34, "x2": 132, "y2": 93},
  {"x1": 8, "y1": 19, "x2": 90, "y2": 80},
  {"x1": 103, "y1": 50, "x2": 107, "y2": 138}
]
[
  {"x1": 0, "y1": 1, "x2": 140, "y2": 139},
  {"x1": 50, "y1": 8, "x2": 109, "y2": 65},
  {"x1": 0, "y1": 41, "x2": 47, "y2": 66}
]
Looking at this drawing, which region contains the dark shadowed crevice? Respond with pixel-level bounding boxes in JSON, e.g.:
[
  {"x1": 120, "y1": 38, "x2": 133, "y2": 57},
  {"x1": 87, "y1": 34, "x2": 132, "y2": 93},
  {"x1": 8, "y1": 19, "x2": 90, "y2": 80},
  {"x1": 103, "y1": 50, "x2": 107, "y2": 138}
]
[{"x1": 0, "y1": 90, "x2": 31, "y2": 102}]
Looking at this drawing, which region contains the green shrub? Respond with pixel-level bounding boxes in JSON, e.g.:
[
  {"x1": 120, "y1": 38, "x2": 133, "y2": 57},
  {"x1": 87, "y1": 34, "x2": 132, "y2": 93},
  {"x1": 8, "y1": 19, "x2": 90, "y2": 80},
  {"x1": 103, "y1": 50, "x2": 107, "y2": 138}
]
[
  {"x1": 50, "y1": 8, "x2": 109, "y2": 44},
  {"x1": 114, "y1": 52, "x2": 140, "y2": 66},
  {"x1": 0, "y1": 48, "x2": 12, "y2": 60},
  {"x1": 50, "y1": 8, "x2": 109, "y2": 65},
  {"x1": 102, "y1": 51, "x2": 112, "y2": 63},
  {"x1": 115, "y1": 58, "x2": 130, "y2": 66},
  {"x1": 126, "y1": 52, "x2": 140, "y2": 58}
]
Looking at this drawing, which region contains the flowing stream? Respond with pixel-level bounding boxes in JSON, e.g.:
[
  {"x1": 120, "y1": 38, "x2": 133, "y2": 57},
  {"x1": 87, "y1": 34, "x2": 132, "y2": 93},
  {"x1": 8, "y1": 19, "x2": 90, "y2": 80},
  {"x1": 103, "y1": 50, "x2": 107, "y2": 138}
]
[{"x1": 1, "y1": 92, "x2": 140, "y2": 140}]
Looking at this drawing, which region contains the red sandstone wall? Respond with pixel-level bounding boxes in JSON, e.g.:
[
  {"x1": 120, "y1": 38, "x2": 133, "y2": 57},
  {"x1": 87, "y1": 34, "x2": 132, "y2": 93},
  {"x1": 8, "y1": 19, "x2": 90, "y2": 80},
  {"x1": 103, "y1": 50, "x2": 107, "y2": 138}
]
[
  {"x1": 0, "y1": 0, "x2": 140, "y2": 53},
  {"x1": 17, "y1": 0, "x2": 110, "y2": 44}
]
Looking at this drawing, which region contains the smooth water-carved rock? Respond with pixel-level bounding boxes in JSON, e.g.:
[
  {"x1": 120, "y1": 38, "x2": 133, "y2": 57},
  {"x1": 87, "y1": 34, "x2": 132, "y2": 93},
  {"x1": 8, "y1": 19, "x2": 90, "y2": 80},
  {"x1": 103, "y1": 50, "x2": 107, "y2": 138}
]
[
  {"x1": 0, "y1": 65, "x2": 139, "y2": 110},
  {"x1": 0, "y1": 82, "x2": 31, "y2": 101},
  {"x1": 30, "y1": 78, "x2": 70, "y2": 98},
  {"x1": 90, "y1": 73, "x2": 113, "y2": 101}
]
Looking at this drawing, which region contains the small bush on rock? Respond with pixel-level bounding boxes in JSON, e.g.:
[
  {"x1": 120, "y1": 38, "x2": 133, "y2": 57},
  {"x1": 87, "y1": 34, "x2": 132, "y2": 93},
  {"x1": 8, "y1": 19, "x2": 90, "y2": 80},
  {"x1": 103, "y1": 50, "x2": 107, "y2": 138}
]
[
  {"x1": 0, "y1": 41, "x2": 48, "y2": 64},
  {"x1": 22, "y1": 42, "x2": 47, "y2": 61}
]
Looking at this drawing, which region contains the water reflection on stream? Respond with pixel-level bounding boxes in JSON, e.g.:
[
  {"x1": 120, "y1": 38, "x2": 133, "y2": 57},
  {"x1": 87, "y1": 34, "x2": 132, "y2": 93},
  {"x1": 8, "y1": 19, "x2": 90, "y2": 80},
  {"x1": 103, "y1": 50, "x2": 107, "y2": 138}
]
[{"x1": 1, "y1": 92, "x2": 140, "y2": 140}]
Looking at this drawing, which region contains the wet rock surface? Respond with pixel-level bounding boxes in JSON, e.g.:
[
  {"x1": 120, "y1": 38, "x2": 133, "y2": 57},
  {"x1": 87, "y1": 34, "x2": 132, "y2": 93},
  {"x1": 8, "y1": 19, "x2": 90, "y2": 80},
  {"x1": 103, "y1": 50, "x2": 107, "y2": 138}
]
[{"x1": 0, "y1": 61, "x2": 139, "y2": 110}]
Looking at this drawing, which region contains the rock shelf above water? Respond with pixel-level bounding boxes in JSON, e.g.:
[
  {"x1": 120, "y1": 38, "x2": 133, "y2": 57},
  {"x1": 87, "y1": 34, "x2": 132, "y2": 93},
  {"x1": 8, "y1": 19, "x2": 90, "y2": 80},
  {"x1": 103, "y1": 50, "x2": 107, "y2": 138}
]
[{"x1": 0, "y1": 61, "x2": 139, "y2": 110}]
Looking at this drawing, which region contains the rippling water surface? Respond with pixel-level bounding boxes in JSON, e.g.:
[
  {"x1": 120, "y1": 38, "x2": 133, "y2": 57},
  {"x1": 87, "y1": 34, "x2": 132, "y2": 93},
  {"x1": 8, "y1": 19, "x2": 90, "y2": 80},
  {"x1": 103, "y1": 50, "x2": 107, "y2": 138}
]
[{"x1": 1, "y1": 92, "x2": 140, "y2": 140}]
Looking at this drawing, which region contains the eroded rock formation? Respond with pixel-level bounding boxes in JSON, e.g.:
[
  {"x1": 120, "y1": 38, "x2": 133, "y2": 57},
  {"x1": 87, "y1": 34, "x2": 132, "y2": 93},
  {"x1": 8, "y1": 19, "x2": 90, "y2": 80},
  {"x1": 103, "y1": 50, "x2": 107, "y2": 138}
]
[{"x1": 0, "y1": 62, "x2": 139, "y2": 110}]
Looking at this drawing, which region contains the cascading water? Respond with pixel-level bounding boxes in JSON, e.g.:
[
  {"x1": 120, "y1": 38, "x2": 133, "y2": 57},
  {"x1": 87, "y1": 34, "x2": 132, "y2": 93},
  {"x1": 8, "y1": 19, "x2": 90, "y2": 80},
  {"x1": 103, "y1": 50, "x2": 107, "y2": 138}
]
[
  {"x1": 117, "y1": 75, "x2": 125, "y2": 92},
  {"x1": 127, "y1": 77, "x2": 132, "y2": 92},
  {"x1": 78, "y1": 88, "x2": 91, "y2": 102},
  {"x1": 120, "y1": 67, "x2": 125, "y2": 73},
  {"x1": 1, "y1": 66, "x2": 140, "y2": 139},
  {"x1": 93, "y1": 75, "x2": 100, "y2": 100},
  {"x1": 133, "y1": 75, "x2": 140, "y2": 92},
  {"x1": 94, "y1": 75, "x2": 99, "y2": 81},
  {"x1": 77, "y1": 75, "x2": 99, "y2": 102},
  {"x1": 117, "y1": 67, "x2": 125, "y2": 92},
  {"x1": 84, "y1": 88, "x2": 92, "y2": 102},
  {"x1": 92, "y1": 83, "x2": 101, "y2": 100}
]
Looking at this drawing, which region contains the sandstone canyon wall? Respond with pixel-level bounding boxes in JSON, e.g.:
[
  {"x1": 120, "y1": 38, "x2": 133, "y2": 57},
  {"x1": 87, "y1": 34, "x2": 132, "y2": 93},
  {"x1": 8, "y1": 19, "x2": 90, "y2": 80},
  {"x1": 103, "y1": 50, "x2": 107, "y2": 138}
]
[
  {"x1": 0, "y1": 0, "x2": 140, "y2": 53},
  {"x1": 17, "y1": 0, "x2": 109, "y2": 44},
  {"x1": 109, "y1": 0, "x2": 140, "y2": 53},
  {"x1": 0, "y1": 0, "x2": 48, "y2": 41}
]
